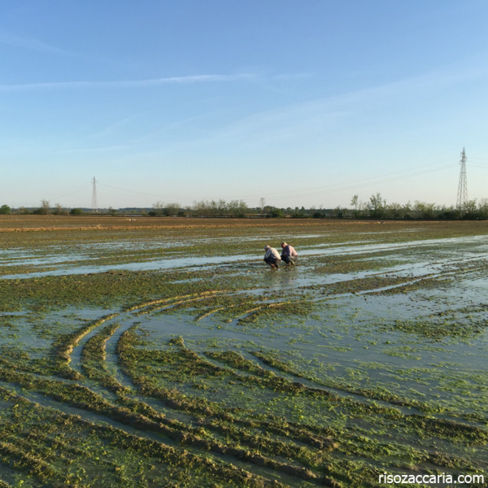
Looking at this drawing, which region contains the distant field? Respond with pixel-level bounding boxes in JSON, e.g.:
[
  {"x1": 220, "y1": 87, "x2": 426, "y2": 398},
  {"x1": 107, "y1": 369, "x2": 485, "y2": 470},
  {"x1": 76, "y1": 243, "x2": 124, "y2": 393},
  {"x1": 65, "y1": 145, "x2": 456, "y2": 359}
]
[
  {"x1": 0, "y1": 217, "x2": 487, "y2": 487},
  {"x1": 0, "y1": 215, "x2": 365, "y2": 230},
  {"x1": 3, "y1": 214, "x2": 488, "y2": 230}
]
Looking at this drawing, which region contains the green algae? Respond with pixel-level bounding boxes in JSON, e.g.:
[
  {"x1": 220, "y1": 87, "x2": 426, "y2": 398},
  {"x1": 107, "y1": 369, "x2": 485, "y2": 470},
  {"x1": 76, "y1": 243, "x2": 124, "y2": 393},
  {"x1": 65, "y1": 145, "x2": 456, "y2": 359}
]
[{"x1": 1, "y1": 220, "x2": 488, "y2": 486}]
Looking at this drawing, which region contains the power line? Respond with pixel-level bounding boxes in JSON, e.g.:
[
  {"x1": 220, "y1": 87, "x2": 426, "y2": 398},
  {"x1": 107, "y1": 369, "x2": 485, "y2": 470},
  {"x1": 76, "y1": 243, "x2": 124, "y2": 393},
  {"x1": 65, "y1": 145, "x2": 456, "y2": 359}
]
[
  {"x1": 237, "y1": 162, "x2": 457, "y2": 201},
  {"x1": 97, "y1": 182, "x2": 165, "y2": 199},
  {"x1": 46, "y1": 184, "x2": 92, "y2": 202},
  {"x1": 468, "y1": 164, "x2": 488, "y2": 169}
]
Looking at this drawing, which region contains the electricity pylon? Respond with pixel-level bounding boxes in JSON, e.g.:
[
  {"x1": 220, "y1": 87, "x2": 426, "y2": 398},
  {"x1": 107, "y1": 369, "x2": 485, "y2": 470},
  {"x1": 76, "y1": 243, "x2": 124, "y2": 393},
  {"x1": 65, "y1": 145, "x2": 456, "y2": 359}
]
[
  {"x1": 456, "y1": 148, "x2": 467, "y2": 208},
  {"x1": 91, "y1": 177, "x2": 98, "y2": 212}
]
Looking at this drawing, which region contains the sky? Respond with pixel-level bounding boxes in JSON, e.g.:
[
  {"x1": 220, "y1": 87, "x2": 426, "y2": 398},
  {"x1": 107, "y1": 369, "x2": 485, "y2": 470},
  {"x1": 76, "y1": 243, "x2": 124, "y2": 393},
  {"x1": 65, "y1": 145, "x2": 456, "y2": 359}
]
[{"x1": 1, "y1": 0, "x2": 488, "y2": 209}]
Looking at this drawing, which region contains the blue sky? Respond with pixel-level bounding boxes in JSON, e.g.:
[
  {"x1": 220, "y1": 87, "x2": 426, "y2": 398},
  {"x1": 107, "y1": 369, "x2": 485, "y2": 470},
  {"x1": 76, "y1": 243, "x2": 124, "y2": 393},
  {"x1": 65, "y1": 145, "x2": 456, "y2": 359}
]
[{"x1": 1, "y1": 0, "x2": 488, "y2": 208}]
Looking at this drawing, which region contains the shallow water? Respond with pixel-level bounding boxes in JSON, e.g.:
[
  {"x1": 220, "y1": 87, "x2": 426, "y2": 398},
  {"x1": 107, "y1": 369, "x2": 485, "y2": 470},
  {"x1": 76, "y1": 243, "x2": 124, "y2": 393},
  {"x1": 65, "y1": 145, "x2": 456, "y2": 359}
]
[
  {"x1": 2, "y1": 221, "x2": 488, "y2": 487},
  {"x1": 2, "y1": 233, "x2": 486, "y2": 280}
]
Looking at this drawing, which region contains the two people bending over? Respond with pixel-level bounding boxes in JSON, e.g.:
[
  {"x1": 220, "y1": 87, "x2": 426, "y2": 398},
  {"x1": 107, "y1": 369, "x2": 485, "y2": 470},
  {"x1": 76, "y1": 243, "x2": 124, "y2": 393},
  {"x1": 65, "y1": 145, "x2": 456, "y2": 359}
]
[{"x1": 264, "y1": 242, "x2": 298, "y2": 269}]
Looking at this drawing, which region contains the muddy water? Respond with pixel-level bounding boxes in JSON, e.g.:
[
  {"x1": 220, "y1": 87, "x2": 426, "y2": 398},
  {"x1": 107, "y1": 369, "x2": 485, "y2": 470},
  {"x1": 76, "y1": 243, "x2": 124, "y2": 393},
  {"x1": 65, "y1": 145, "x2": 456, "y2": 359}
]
[
  {"x1": 1, "y1": 233, "x2": 486, "y2": 280},
  {"x1": 1, "y1": 222, "x2": 488, "y2": 486}
]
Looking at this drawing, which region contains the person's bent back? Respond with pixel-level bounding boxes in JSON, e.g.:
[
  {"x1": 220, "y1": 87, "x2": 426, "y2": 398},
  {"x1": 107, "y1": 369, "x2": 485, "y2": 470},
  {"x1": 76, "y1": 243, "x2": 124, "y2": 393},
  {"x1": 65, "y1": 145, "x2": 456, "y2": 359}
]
[
  {"x1": 264, "y1": 245, "x2": 281, "y2": 269},
  {"x1": 280, "y1": 242, "x2": 297, "y2": 265}
]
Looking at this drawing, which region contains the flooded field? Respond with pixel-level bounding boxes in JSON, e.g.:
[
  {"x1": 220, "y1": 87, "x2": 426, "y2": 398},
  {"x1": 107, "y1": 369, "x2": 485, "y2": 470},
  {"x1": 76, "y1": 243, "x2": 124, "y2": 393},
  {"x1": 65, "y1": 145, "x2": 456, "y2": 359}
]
[{"x1": 0, "y1": 216, "x2": 487, "y2": 487}]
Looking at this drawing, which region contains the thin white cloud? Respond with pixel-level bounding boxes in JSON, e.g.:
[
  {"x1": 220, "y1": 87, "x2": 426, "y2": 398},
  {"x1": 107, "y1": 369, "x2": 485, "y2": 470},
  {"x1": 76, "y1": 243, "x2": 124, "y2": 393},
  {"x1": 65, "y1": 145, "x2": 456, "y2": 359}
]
[
  {"x1": 0, "y1": 31, "x2": 68, "y2": 54},
  {"x1": 86, "y1": 114, "x2": 145, "y2": 140},
  {"x1": 183, "y1": 63, "x2": 488, "y2": 148},
  {"x1": 0, "y1": 73, "x2": 256, "y2": 91},
  {"x1": 53, "y1": 66, "x2": 479, "y2": 158},
  {"x1": 271, "y1": 72, "x2": 312, "y2": 81}
]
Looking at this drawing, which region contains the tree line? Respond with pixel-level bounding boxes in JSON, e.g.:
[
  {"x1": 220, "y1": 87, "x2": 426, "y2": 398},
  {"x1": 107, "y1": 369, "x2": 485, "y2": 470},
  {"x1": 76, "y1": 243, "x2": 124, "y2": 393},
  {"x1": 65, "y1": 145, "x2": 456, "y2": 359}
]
[{"x1": 1, "y1": 194, "x2": 488, "y2": 220}]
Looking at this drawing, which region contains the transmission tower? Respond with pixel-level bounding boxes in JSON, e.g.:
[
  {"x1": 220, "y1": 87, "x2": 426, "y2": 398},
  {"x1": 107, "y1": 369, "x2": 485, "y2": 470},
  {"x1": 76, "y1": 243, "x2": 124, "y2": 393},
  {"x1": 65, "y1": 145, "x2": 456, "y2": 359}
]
[
  {"x1": 91, "y1": 177, "x2": 98, "y2": 212},
  {"x1": 456, "y1": 148, "x2": 468, "y2": 208}
]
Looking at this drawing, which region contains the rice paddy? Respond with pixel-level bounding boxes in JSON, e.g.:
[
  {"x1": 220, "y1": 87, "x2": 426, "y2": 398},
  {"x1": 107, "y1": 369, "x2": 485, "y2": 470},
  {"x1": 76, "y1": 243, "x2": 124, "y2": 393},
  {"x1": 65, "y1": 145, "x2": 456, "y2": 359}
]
[{"x1": 0, "y1": 216, "x2": 487, "y2": 487}]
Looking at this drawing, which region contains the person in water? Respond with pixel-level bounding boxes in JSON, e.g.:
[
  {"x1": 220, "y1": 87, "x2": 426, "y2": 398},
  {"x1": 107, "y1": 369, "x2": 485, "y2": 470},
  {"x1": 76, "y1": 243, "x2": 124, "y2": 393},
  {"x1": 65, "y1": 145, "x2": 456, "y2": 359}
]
[
  {"x1": 280, "y1": 242, "x2": 298, "y2": 265},
  {"x1": 263, "y1": 245, "x2": 281, "y2": 269}
]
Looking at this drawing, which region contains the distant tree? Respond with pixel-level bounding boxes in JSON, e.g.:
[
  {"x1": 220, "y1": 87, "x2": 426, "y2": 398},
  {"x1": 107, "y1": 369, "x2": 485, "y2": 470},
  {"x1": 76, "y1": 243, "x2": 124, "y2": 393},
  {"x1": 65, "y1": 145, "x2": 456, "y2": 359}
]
[
  {"x1": 332, "y1": 206, "x2": 346, "y2": 218},
  {"x1": 191, "y1": 200, "x2": 247, "y2": 217},
  {"x1": 227, "y1": 200, "x2": 248, "y2": 217},
  {"x1": 350, "y1": 195, "x2": 360, "y2": 218},
  {"x1": 0, "y1": 204, "x2": 11, "y2": 214},
  {"x1": 461, "y1": 200, "x2": 478, "y2": 219},
  {"x1": 368, "y1": 193, "x2": 385, "y2": 218},
  {"x1": 351, "y1": 194, "x2": 359, "y2": 209},
  {"x1": 437, "y1": 205, "x2": 457, "y2": 220},
  {"x1": 413, "y1": 201, "x2": 436, "y2": 219},
  {"x1": 478, "y1": 199, "x2": 488, "y2": 219},
  {"x1": 70, "y1": 208, "x2": 83, "y2": 215},
  {"x1": 402, "y1": 201, "x2": 413, "y2": 219},
  {"x1": 312, "y1": 209, "x2": 327, "y2": 218},
  {"x1": 269, "y1": 207, "x2": 284, "y2": 218},
  {"x1": 34, "y1": 200, "x2": 50, "y2": 215},
  {"x1": 52, "y1": 203, "x2": 68, "y2": 215},
  {"x1": 385, "y1": 202, "x2": 405, "y2": 219},
  {"x1": 151, "y1": 201, "x2": 165, "y2": 216},
  {"x1": 165, "y1": 203, "x2": 181, "y2": 217},
  {"x1": 291, "y1": 206, "x2": 307, "y2": 218}
]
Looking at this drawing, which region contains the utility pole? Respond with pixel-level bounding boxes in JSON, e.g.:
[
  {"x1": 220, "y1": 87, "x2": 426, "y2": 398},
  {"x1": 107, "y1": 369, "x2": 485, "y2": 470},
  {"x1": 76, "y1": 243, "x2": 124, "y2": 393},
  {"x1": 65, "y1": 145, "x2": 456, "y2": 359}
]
[
  {"x1": 91, "y1": 177, "x2": 98, "y2": 212},
  {"x1": 456, "y1": 148, "x2": 468, "y2": 209}
]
